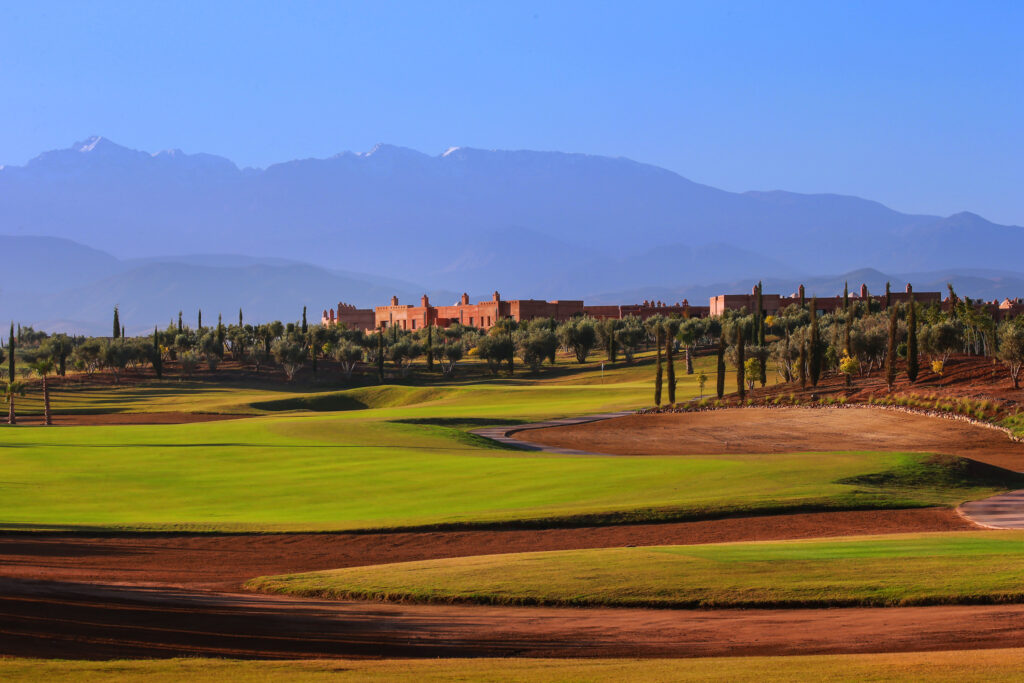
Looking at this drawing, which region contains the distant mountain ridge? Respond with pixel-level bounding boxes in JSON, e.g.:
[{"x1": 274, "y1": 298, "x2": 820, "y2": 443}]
[
  {"x1": 3, "y1": 234, "x2": 1023, "y2": 337},
  {"x1": 3, "y1": 137, "x2": 1024, "y2": 333},
  {"x1": 3, "y1": 137, "x2": 1023, "y2": 299}
]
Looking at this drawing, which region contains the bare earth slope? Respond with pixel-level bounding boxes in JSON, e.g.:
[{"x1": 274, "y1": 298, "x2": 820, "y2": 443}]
[{"x1": 518, "y1": 407, "x2": 1024, "y2": 469}]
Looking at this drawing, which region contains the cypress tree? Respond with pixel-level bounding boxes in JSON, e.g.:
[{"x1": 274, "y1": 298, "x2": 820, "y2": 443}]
[
  {"x1": 798, "y1": 341, "x2": 807, "y2": 389},
  {"x1": 885, "y1": 304, "x2": 898, "y2": 391},
  {"x1": 885, "y1": 282, "x2": 892, "y2": 310},
  {"x1": 121, "y1": 326, "x2": 125, "y2": 339},
  {"x1": 757, "y1": 283, "x2": 767, "y2": 387},
  {"x1": 844, "y1": 307, "x2": 852, "y2": 356},
  {"x1": 755, "y1": 282, "x2": 764, "y2": 345},
  {"x1": 843, "y1": 281, "x2": 849, "y2": 314},
  {"x1": 809, "y1": 297, "x2": 821, "y2": 387},
  {"x1": 907, "y1": 288, "x2": 919, "y2": 383},
  {"x1": 654, "y1": 326, "x2": 663, "y2": 406},
  {"x1": 376, "y1": 324, "x2": 385, "y2": 383},
  {"x1": 301, "y1": 306, "x2": 308, "y2": 334},
  {"x1": 217, "y1": 314, "x2": 225, "y2": 357},
  {"x1": 716, "y1": 332, "x2": 725, "y2": 399},
  {"x1": 239, "y1": 308, "x2": 243, "y2": 328},
  {"x1": 665, "y1": 326, "x2": 676, "y2": 404},
  {"x1": 862, "y1": 285, "x2": 871, "y2": 315},
  {"x1": 178, "y1": 311, "x2": 183, "y2": 332},
  {"x1": 782, "y1": 324, "x2": 792, "y2": 382},
  {"x1": 198, "y1": 310, "x2": 202, "y2": 330},
  {"x1": 7, "y1": 322, "x2": 15, "y2": 425},
  {"x1": 153, "y1": 327, "x2": 163, "y2": 379},
  {"x1": 8, "y1": 322, "x2": 15, "y2": 383},
  {"x1": 736, "y1": 323, "x2": 746, "y2": 400},
  {"x1": 113, "y1": 306, "x2": 120, "y2": 339},
  {"x1": 426, "y1": 323, "x2": 434, "y2": 370}
]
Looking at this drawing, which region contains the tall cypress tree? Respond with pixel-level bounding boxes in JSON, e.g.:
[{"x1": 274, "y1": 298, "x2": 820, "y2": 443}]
[
  {"x1": 906, "y1": 288, "x2": 919, "y2": 383},
  {"x1": 7, "y1": 322, "x2": 16, "y2": 425},
  {"x1": 715, "y1": 332, "x2": 725, "y2": 399},
  {"x1": 844, "y1": 294, "x2": 852, "y2": 356},
  {"x1": 654, "y1": 326, "x2": 663, "y2": 406},
  {"x1": 217, "y1": 314, "x2": 225, "y2": 358},
  {"x1": 783, "y1": 324, "x2": 792, "y2": 382},
  {"x1": 757, "y1": 280, "x2": 765, "y2": 387},
  {"x1": 376, "y1": 324, "x2": 385, "y2": 383},
  {"x1": 239, "y1": 308, "x2": 243, "y2": 328},
  {"x1": 798, "y1": 341, "x2": 807, "y2": 389},
  {"x1": 153, "y1": 327, "x2": 163, "y2": 379},
  {"x1": 843, "y1": 281, "x2": 849, "y2": 314},
  {"x1": 112, "y1": 306, "x2": 120, "y2": 339},
  {"x1": 755, "y1": 282, "x2": 764, "y2": 345},
  {"x1": 425, "y1": 323, "x2": 434, "y2": 370},
  {"x1": 178, "y1": 311, "x2": 183, "y2": 332},
  {"x1": 885, "y1": 282, "x2": 892, "y2": 310},
  {"x1": 198, "y1": 310, "x2": 202, "y2": 330},
  {"x1": 736, "y1": 323, "x2": 746, "y2": 400},
  {"x1": 885, "y1": 304, "x2": 898, "y2": 391},
  {"x1": 301, "y1": 306, "x2": 308, "y2": 334},
  {"x1": 665, "y1": 325, "x2": 676, "y2": 404},
  {"x1": 809, "y1": 297, "x2": 821, "y2": 387},
  {"x1": 8, "y1": 322, "x2": 14, "y2": 382}
]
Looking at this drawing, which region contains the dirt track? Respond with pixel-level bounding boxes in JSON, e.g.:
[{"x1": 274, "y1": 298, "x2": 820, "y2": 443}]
[
  {"x1": 519, "y1": 407, "x2": 1024, "y2": 469},
  {"x1": 9, "y1": 578, "x2": 1024, "y2": 660}
]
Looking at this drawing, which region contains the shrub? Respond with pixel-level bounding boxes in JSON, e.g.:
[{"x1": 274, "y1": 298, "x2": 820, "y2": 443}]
[
  {"x1": 931, "y1": 359, "x2": 944, "y2": 376},
  {"x1": 179, "y1": 352, "x2": 199, "y2": 377}
]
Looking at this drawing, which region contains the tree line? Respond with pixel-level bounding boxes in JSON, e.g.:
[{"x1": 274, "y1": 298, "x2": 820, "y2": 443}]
[{"x1": 648, "y1": 281, "x2": 1024, "y2": 407}]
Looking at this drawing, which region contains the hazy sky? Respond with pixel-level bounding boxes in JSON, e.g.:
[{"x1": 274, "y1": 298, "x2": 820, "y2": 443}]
[{"x1": 2, "y1": 1, "x2": 1021, "y2": 224}]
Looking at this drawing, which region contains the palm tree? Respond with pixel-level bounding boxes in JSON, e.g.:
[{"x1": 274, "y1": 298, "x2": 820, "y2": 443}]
[
  {"x1": 27, "y1": 358, "x2": 54, "y2": 425},
  {"x1": 4, "y1": 380, "x2": 25, "y2": 425}
]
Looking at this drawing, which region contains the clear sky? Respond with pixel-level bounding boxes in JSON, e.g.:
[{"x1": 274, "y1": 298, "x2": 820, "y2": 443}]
[{"x1": 1, "y1": 1, "x2": 1021, "y2": 224}]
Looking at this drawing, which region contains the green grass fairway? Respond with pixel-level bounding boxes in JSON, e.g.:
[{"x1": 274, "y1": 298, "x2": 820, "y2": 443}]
[
  {"x1": 4, "y1": 650, "x2": 1024, "y2": 682},
  {"x1": 248, "y1": 531, "x2": 1024, "y2": 608},
  {"x1": 1, "y1": 357, "x2": 1016, "y2": 532}
]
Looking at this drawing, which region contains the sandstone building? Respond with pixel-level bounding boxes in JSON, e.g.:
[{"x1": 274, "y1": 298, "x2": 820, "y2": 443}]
[
  {"x1": 323, "y1": 292, "x2": 708, "y2": 332},
  {"x1": 324, "y1": 282, "x2": 1023, "y2": 333}
]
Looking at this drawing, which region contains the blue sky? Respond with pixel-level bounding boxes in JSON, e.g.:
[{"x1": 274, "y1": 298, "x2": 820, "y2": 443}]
[{"x1": 1, "y1": 1, "x2": 1021, "y2": 223}]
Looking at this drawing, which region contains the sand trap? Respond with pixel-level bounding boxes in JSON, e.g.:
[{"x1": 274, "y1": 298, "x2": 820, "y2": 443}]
[{"x1": 518, "y1": 407, "x2": 1024, "y2": 469}]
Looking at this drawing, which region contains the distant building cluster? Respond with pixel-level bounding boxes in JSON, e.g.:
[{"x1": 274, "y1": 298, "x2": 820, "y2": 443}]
[
  {"x1": 322, "y1": 292, "x2": 707, "y2": 332},
  {"x1": 323, "y1": 283, "x2": 1024, "y2": 333}
]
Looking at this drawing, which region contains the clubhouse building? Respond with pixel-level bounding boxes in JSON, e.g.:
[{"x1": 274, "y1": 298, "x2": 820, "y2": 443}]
[{"x1": 323, "y1": 283, "x2": 1024, "y2": 332}]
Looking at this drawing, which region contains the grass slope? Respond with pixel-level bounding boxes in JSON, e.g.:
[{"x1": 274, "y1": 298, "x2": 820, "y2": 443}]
[
  {"x1": 5, "y1": 650, "x2": 1024, "y2": 682},
  {"x1": 248, "y1": 531, "x2": 1024, "y2": 609},
  {"x1": 0, "y1": 358, "x2": 1014, "y2": 532}
]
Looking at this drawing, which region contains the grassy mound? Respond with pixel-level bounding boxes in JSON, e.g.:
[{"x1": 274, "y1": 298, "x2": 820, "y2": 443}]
[
  {"x1": 839, "y1": 453, "x2": 1024, "y2": 493},
  {"x1": 250, "y1": 386, "x2": 454, "y2": 412},
  {"x1": 247, "y1": 531, "x2": 1024, "y2": 609}
]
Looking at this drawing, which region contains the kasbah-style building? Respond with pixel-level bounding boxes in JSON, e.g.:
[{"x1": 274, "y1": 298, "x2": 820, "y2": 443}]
[{"x1": 323, "y1": 283, "x2": 1024, "y2": 333}]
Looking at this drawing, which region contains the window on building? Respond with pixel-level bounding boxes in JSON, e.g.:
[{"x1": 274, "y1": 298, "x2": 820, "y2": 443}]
[{"x1": 411, "y1": 320, "x2": 416, "y2": 329}]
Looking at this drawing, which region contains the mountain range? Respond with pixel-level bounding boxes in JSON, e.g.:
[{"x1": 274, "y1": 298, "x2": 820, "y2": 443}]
[{"x1": 2, "y1": 137, "x2": 1023, "y2": 334}]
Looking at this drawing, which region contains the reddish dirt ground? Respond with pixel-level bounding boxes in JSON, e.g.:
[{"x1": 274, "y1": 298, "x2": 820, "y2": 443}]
[
  {"x1": 12, "y1": 412, "x2": 247, "y2": 426},
  {"x1": 0, "y1": 509, "x2": 972, "y2": 592},
  {"x1": 0, "y1": 508, "x2": 988, "y2": 661},
  {"x1": 754, "y1": 353, "x2": 1023, "y2": 405},
  {"x1": 519, "y1": 406, "x2": 1024, "y2": 469},
  {"x1": 10, "y1": 579, "x2": 1024, "y2": 660}
]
